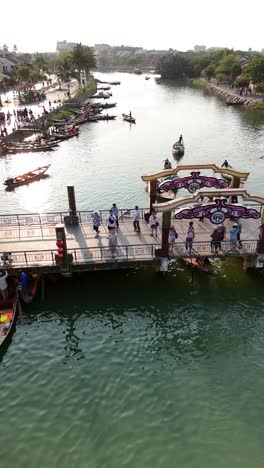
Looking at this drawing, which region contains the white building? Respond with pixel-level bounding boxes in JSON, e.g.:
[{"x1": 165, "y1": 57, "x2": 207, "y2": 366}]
[{"x1": 56, "y1": 41, "x2": 77, "y2": 53}]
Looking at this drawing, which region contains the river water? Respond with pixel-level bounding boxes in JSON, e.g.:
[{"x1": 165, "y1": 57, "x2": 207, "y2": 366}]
[{"x1": 1, "y1": 73, "x2": 264, "y2": 468}]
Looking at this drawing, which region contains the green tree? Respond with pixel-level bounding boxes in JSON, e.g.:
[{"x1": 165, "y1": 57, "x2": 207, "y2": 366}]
[
  {"x1": 202, "y1": 63, "x2": 216, "y2": 79},
  {"x1": 12, "y1": 65, "x2": 32, "y2": 82},
  {"x1": 215, "y1": 54, "x2": 241, "y2": 81},
  {"x1": 215, "y1": 73, "x2": 229, "y2": 83},
  {"x1": 245, "y1": 55, "x2": 264, "y2": 84},
  {"x1": 33, "y1": 53, "x2": 49, "y2": 73},
  {"x1": 56, "y1": 53, "x2": 74, "y2": 83},
  {"x1": 255, "y1": 82, "x2": 264, "y2": 100},
  {"x1": 70, "y1": 43, "x2": 96, "y2": 87},
  {"x1": 158, "y1": 54, "x2": 194, "y2": 79},
  {"x1": 234, "y1": 75, "x2": 250, "y2": 88}
]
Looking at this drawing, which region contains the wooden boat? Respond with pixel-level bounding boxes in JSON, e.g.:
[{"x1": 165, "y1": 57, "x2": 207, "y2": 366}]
[
  {"x1": 53, "y1": 130, "x2": 79, "y2": 140},
  {"x1": 18, "y1": 274, "x2": 41, "y2": 304},
  {"x1": 183, "y1": 258, "x2": 213, "y2": 274},
  {"x1": 109, "y1": 81, "x2": 121, "y2": 85},
  {"x1": 5, "y1": 144, "x2": 56, "y2": 153},
  {"x1": 100, "y1": 102, "x2": 117, "y2": 109},
  {"x1": 122, "y1": 113, "x2": 136, "y2": 124},
  {"x1": 98, "y1": 115, "x2": 116, "y2": 121},
  {"x1": 0, "y1": 279, "x2": 19, "y2": 349},
  {"x1": 4, "y1": 164, "x2": 50, "y2": 188},
  {"x1": 172, "y1": 141, "x2": 185, "y2": 155}
]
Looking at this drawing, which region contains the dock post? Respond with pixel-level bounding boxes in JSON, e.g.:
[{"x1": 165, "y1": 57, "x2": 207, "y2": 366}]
[
  {"x1": 55, "y1": 224, "x2": 72, "y2": 274},
  {"x1": 64, "y1": 186, "x2": 79, "y2": 226},
  {"x1": 41, "y1": 276, "x2": 45, "y2": 302}
]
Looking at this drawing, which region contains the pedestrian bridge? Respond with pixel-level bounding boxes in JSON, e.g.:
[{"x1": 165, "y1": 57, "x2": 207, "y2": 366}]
[{"x1": 0, "y1": 209, "x2": 260, "y2": 273}]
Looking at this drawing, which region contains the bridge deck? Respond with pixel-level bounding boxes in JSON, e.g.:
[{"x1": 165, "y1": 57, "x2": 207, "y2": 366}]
[{"x1": 0, "y1": 215, "x2": 260, "y2": 271}]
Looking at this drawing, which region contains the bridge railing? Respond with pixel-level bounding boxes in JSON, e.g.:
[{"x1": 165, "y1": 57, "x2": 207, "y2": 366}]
[
  {"x1": 5, "y1": 243, "x2": 157, "y2": 268},
  {"x1": 170, "y1": 239, "x2": 258, "y2": 257},
  {"x1": 0, "y1": 208, "x2": 148, "y2": 227}
]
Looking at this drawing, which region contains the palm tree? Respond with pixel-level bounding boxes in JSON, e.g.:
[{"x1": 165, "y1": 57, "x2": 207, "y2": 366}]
[
  {"x1": 70, "y1": 43, "x2": 96, "y2": 87},
  {"x1": 56, "y1": 53, "x2": 74, "y2": 83}
]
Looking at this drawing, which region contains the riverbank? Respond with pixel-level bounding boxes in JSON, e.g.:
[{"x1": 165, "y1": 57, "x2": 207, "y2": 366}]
[
  {"x1": 193, "y1": 78, "x2": 264, "y2": 110},
  {"x1": 0, "y1": 79, "x2": 97, "y2": 147}
]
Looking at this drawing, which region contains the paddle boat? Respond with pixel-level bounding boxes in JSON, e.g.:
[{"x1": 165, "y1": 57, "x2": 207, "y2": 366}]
[
  {"x1": 172, "y1": 141, "x2": 185, "y2": 156},
  {"x1": 122, "y1": 113, "x2": 136, "y2": 124},
  {"x1": 4, "y1": 164, "x2": 50, "y2": 188}
]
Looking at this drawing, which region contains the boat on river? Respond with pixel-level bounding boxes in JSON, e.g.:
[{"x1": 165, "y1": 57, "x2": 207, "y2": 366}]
[
  {"x1": 18, "y1": 274, "x2": 41, "y2": 304},
  {"x1": 98, "y1": 115, "x2": 117, "y2": 121},
  {"x1": 4, "y1": 143, "x2": 57, "y2": 153},
  {"x1": 172, "y1": 141, "x2": 185, "y2": 155},
  {"x1": 4, "y1": 164, "x2": 50, "y2": 188},
  {"x1": 53, "y1": 129, "x2": 79, "y2": 140},
  {"x1": 122, "y1": 113, "x2": 136, "y2": 124},
  {"x1": 0, "y1": 279, "x2": 19, "y2": 349}
]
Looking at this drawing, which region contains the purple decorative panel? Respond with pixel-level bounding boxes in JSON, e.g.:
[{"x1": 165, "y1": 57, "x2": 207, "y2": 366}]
[
  {"x1": 175, "y1": 198, "x2": 260, "y2": 224},
  {"x1": 159, "y1": 171, "x2": 229, "y2": 193}
]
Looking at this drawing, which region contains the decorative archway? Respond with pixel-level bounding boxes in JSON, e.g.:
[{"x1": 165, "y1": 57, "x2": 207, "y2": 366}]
[
  {"x1": 151, "y1": 188, "x2": 264, "y2": 257},
  {"x1": 142, "y1": 164, "x2": 250, "y2": 215}
]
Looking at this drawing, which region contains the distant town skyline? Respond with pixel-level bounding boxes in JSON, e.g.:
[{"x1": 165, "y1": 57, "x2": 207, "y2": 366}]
[{"x1": 1, "y1": 0, "x2": 264, "y2": 54}]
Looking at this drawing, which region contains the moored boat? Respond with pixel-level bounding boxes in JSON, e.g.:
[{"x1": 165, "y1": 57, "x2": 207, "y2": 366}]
[
  {"x1": 18, "y1": 273, "x2": 41, "y2": 304},
  {"x1": 4, "y1": 164, "x2": 50, "y2": 188},
  {"x1": 0, "y1": 278, "x2": 19, "y2": 349},
  {"x1": 122, "y1": 113, "x2": 136, "y2": 124}
]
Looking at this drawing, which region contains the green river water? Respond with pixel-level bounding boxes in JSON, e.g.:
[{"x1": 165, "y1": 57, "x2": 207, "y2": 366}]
[{"x1": 1, "y1": 73, "x2": 264, "y2": 468}]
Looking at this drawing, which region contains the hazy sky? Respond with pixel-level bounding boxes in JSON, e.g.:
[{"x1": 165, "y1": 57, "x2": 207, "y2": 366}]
[{"x1": 1, "y1": 0, "x2": 264, "y2": 53}]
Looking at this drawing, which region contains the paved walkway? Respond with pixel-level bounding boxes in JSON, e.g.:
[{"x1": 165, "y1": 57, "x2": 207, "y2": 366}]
[{"x1": 0, "y1": 79, "x2": 79, "y2": 135}]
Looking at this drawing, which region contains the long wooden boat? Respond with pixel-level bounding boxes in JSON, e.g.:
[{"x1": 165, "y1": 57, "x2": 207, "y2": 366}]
[
  {"x1": 0, "y1": 280, "x2": 19, "y2": 349},
  {"x1": 122, "y1": 113, "x2": 136, "y2": 124},
  {"x1": 5, "y1": 144, "x2": 56, "y2": 153},
  {"x1": 172, "y1": 141, "x2": 185, "y2": 155},
  {"x1": 53, "y1": 130, "x2": 79, "y2": 140},
  {"x1": 18, "y1": 274, "x2": 41, "y2": 304},
  {"x1": 97, "y1": 115, "x2": 117, "y2": 121},
  {"x1": 4, "y1": 165, "x2": 50, "y2": 188}
]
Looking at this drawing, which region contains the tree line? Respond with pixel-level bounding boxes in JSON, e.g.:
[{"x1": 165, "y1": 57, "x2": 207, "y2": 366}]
[
  {"x1": 1, "y1": 43, "x2": 96, "y2": 89},
  {"x1": 158, "y1": 49, "x2": 264, "y2": 96}
]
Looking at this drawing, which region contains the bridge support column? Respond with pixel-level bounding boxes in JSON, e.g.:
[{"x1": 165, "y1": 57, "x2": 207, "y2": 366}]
[
  {"x1": 64, "y1": 186, "x2": 79, "y2": 226},
  {"x1": 155, "y1": 211, "x2": 171, "y2": 259},
  {"x1": 145, "y1": 180, "x2": 157, "y2": 222},
  {"x1": 243, "y1": 256, "x2": 257, "y2": 271}
]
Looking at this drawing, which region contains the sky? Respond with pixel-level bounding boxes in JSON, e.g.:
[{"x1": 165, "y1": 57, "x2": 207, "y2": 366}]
[{"x1": 1, "y1": 0, "x2": 264, "y2": 53}]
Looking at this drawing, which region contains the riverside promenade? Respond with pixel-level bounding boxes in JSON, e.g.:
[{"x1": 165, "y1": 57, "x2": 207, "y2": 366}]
[{"x1": 203, "y1": 79, "x2": 264, "y2": 108}]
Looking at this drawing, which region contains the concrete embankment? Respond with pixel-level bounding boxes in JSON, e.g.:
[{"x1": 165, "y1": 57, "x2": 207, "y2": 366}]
[{"x1": 207, "y1": 83, "x2": 255, "y2": 107}]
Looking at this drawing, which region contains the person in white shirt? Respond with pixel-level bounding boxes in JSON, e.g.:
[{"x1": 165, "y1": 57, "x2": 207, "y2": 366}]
[
  {"x1": 133, "y1": 206, "x2": 141, "y2": 233},
  {"x1": 111, "y1": 204, "x2": 119, "y2": 228},
  {"x1": 0, "y1": 270, "x2": 8, "y2": 301},
  {"x1": 149, "y1": 212, "x2": 158, "y2": 237}
]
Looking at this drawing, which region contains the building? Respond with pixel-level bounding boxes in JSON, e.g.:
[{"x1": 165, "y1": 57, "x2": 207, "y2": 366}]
[
  {"x1": 56, "y1": 41, "x2": 77, "y2": 53},
  {"x1": 194, "y1": 45, "x2": 206, "y2": 53}
]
